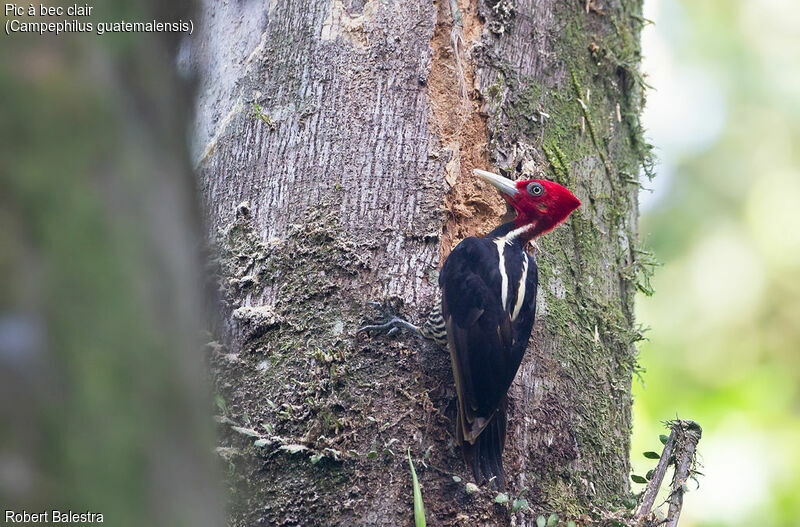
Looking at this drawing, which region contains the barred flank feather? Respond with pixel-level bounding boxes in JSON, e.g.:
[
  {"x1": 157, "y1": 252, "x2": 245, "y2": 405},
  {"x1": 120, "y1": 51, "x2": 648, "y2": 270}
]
[{"x1": 419, "y1": 298, "x2": 448, "y2": 347}]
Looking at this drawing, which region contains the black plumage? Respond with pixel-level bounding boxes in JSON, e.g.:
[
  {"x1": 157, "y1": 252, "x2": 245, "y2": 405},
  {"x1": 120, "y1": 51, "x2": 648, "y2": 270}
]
[{"x1": 440, "y1": 222, "x2": 538, "y2": 488}]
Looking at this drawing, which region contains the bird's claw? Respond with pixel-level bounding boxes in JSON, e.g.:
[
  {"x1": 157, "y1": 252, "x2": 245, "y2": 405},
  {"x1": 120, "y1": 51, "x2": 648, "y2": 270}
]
[
  {"x1": 357, "y1": 301, "x2": 417, "y2": 338},
  {"x1": 357, "y1": 317, "x2": 404, "y2": 336}
]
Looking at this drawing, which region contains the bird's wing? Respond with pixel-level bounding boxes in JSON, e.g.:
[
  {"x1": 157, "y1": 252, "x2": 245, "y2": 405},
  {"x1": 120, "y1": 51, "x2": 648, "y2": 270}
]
[{"x1": 440, "y1": 238, "x2": 537, "y2": 443}]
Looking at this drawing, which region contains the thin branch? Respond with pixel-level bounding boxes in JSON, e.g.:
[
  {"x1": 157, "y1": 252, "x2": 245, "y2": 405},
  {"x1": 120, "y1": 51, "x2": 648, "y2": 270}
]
[
  {"x1": 636, "y1": 419, "x2": 703, "y2": 526},
  {"x1": 636, "y1": 429, "x2": 676, "y2": 518},
  {"x1": 665, "y1": 420, "x2": 703, "y2": 527}
]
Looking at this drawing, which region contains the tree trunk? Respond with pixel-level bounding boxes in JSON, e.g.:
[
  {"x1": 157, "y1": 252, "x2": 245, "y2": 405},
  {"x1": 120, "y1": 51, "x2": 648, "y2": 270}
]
[{"x1": 193, "y1": 0, "x2": 647, "y2": 524}]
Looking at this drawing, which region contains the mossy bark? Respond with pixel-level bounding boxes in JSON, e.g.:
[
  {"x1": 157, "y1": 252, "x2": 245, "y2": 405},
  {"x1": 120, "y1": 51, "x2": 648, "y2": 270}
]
[
  {"x1": 473, "y1": 0, "x2": 650, "y2": 516},
  {"x1": 195, "y1": 0, "x2": 647, "y2": 525}
]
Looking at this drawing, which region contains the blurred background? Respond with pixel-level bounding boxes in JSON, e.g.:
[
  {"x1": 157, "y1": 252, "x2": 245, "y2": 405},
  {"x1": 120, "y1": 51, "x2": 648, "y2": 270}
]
[
  {"x1": 0, "y1": 3, "x2": 224, "y2": 526},
  {"x1": 631, "y1": 0, "x2": 800, "y2": 525}
]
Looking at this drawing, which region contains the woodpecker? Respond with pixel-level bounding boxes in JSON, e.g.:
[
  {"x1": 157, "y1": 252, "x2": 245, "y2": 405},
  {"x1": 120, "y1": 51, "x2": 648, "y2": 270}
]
[{"x1": 360, "y1": 169, "x2": 581, "y2": 489}]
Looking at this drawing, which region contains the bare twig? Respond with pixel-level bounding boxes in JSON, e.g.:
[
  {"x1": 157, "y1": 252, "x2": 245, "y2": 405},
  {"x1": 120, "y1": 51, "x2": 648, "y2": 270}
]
[
  {"x1": 666, "y1": 420, "x2": 702, "y2": 527},
  {"x1": 636, "y1": 419, "x2": 702, "y2": 526},
  {"x1": 636, "y1": 430, "x2": 676, "y2": 518}
]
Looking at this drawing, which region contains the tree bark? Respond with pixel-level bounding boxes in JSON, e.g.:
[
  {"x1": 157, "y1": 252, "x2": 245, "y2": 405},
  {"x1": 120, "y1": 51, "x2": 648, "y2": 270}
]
[{"x1": 193, "y1": 0, "x2": 648, "y2": 524}]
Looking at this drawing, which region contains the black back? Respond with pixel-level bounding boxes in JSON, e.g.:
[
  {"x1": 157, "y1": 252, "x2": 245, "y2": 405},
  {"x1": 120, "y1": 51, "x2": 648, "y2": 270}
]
[{"x1": 439, "y1": 229, "x2": 538, "y2": 442}]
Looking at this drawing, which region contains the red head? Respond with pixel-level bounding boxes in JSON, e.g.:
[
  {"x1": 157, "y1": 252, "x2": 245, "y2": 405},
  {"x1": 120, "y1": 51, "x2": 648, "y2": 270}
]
[{"x1": 474, "y1": 169, "x2": 581, "y2": 238}]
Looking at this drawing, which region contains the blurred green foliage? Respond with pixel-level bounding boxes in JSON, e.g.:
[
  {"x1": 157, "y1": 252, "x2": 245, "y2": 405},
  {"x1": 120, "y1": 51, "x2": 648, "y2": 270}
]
[
  {"x1": 632, "y1": 1, "x2": 800, "y2": 526},
  {"x1": 0, "y1": 3, "x2": 221, "y2": 526}
]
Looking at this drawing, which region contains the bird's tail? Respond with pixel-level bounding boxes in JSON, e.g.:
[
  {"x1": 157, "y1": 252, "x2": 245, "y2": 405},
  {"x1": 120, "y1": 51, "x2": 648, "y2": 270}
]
[{"x1": 460, "y1": 396, "x2": 507, "y2": 489}]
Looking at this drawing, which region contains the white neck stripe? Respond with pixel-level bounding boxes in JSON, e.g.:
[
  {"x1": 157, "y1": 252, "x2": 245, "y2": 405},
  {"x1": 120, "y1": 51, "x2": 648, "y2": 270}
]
[
  {"x1": 496, "y1": 223, "x2": 535, "y2": 246},
  {"x1": 493, "y1": 223, "x2": 533, "y2": 313},
  {"x1": 512, "y1": 254, "x2": 529, "y2": 321},
  {"x1": 494, "y1": 238, "x2": 509, "y2": 311}
]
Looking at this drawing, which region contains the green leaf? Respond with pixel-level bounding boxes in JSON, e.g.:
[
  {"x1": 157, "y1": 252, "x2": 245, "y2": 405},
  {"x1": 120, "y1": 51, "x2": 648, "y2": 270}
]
[
  {"x1": 214, "y1": 394, "x2": 228, "y2": 415},
  {"x1": 366, "y1": 451, "x2": 378, "y2": 459},
  {"x1": 646, "y1": 469, "x2": 655, "y2": 480},
  {"x1": 465, "y1": 483, "x2": 479, "y2": 494},
  {"x1": 408, "y1": 449, "x2": 426, "y2": 527},
  {"x1": 659, "y1": 434, "x2": 669, "y2": 445},
  {"x1": 643, "y1": 451, "x2": 661, "y2": 459},
  {"x1": 310, "y1": 453, "x2": 323, "y2": 464},
  {"x1": 279, "y1": 444, "x2": 308, "y2": 455},
  {"x1": 631, "y1": 474, "x2": 647, "y2": 484},
  {"x1": 495, "y1": 492, "x2": 509, "y2": 504},
  {"x1": 253, "y1": 439, "x2": 269, "y2": 448},
  {"x1": 567, "y1": 522, "x2": 576, "y2": 527},
  {"x1": 230, "y1": 426, "x2": 260, "y2": 438},
  {"x1": 547, "y1": 513, "x2": 559, "y2": 526},
  {"x1": 512, "y1": 498, "x2": 529, "y2": 513},
  {"x1": 452, "y1": 476, "x2": 462, "y2": 483},
  {"x1": 537, "y1": 515, "x2": 546, "y2": 527}
]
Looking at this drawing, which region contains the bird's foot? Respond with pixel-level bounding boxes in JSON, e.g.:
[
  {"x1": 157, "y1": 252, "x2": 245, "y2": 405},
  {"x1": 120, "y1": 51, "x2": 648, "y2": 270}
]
[{"x1": 357, "y1": 301, "x2": 420, "y2": 337}]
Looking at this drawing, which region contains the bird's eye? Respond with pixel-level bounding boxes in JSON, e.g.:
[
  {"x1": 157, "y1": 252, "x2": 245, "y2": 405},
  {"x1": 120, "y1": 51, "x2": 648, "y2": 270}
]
[{"x1": 527, "y1": 182, "x2": 544, "y2": 196}]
